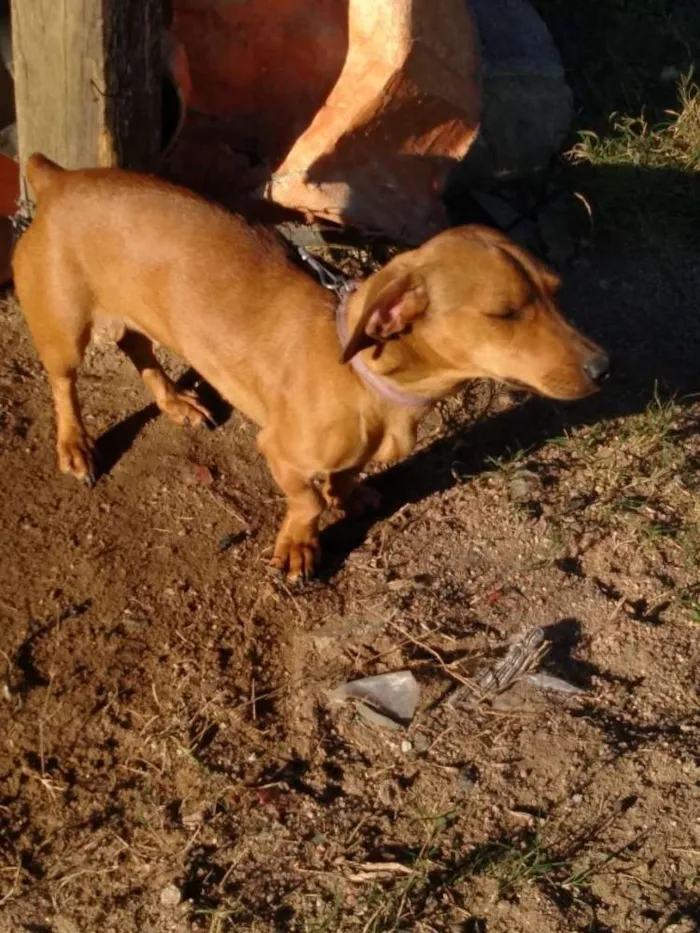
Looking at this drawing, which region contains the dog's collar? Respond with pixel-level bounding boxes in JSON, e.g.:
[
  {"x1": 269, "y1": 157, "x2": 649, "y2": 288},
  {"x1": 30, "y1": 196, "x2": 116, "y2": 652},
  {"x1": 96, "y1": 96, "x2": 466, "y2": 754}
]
[
  {"x1": 296, "y1": 246, "x2": 428, "y2": 409},
  {"x1": 335, "y1": 285, "x2": 429, "y2": 408}
]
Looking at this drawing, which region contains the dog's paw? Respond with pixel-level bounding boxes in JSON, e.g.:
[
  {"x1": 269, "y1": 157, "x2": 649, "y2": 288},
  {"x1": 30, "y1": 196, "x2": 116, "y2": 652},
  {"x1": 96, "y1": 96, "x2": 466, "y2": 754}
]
[
  {"x1": 57, "y1": 434, "x2": 96, "y2": 486},
  {"x1": 160, "y1": 390, "x2": 214, "y2": 428},
  {"x1": 270, "y1": 534, "x2": 319, "y2": 583}
]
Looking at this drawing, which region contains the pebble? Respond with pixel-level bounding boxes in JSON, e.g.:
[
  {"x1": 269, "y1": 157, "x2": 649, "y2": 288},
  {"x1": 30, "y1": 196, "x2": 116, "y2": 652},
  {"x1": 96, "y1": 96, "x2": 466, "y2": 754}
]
[
  {"x1": 160, "y1": 883, "x2": 182, "y2": 908},
  {"x1": 412, "y1": 733, "x2": 431, "y2": 753}
]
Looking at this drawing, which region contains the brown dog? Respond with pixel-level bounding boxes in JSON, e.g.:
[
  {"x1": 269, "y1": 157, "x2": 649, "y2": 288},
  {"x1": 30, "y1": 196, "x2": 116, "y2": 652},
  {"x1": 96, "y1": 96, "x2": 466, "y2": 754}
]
[{"x1": 13, "y1": 154, "x2": 609, "y2": 579}]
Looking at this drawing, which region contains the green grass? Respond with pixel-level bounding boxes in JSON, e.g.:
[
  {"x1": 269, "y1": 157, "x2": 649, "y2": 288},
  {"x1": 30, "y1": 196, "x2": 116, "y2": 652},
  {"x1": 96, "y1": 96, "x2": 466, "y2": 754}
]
[
  {"x1": 474, "y1": 827, "x2": 572, "y2": 898},
  {"x1": 532, "y1": 0, "x2": 700, "y2": 245},
  {"x1": 567, "y1": 73, "x2": 700, "y2": 242},
  {"x1": 677, "y1": 588, "x2": 700, "y2": 623},
  {"x1": 359, "y1": 810, "x2": 457, "y2": 933},
  {"x1": 569, "y1": 73, "x2": 699, "y2": 175}
]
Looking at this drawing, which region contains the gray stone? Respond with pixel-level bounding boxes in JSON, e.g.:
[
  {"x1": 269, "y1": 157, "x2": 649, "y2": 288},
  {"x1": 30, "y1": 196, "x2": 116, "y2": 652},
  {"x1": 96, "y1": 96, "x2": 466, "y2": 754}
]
[
  {"x1": 160, "y1": 883, "x2": 182, "y2": 908},
  {"x1": 275, "y1": 222, "x2": 326, "y2": 253},
  {"x1": 455, "y1": 0, "x2": 573, "y2": 182},
  {"x1": 329, "y1": 671, "x2": 420, "y2": 726}
]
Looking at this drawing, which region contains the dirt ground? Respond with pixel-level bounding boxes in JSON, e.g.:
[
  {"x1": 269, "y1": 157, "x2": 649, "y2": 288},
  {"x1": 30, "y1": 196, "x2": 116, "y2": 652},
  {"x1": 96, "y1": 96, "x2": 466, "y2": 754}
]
[
  {"x1": 2, "y1": 3, "x2": 700, "y2": 923},
  {"x1": 1, "y1": 213, "x2": 699, "y2": 933}
]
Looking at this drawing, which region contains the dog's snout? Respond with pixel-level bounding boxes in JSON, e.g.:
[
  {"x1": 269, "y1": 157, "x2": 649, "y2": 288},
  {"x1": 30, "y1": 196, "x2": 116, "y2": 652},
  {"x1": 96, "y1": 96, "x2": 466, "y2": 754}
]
[{"x1": 583, "y1": 352, "x2": 611, "y2": 384}]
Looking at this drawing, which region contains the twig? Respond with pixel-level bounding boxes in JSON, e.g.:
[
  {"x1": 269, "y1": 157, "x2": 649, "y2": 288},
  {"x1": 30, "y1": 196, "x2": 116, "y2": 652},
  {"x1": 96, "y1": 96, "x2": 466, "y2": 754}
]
[
  {"x1": 449, "y1": 627, "x2": 549, "y2": 711},
  {"x1": 388, "y1": 621, "x2": 480, "y2": 692},
  {"x1": 205, "y1": 487, "x2": 250, "y2": 529}
]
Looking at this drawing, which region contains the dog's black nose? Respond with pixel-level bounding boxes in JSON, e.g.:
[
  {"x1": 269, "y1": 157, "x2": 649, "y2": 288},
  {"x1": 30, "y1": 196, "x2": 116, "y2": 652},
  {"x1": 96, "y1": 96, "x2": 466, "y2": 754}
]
[{"x1": 584, "y1": 352, "x2": 611, "y2": 384}]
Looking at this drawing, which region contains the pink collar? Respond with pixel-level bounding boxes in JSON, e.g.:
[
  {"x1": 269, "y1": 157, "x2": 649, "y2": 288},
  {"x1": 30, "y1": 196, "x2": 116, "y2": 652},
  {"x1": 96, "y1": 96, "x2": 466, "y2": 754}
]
[{"x1": 336, "y1": 284, "x2": 430, "y2": 409}]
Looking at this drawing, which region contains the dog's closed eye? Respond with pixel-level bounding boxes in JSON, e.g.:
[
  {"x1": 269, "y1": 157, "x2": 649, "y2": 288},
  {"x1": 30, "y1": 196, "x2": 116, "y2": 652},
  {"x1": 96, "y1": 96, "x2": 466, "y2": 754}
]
[
  {"x1": 502, "y1": 308, "x2": 522, "y2": 321},
  {"x1": 487, "y1": 307, "x2": 523, "y2": 322}
]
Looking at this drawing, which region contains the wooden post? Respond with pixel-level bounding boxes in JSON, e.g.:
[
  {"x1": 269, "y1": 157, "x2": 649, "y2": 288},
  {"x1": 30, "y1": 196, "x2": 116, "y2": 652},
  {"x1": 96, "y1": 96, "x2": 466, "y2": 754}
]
[{"x1": 10, "y1": 0, "x2": 163, "y2": 194}]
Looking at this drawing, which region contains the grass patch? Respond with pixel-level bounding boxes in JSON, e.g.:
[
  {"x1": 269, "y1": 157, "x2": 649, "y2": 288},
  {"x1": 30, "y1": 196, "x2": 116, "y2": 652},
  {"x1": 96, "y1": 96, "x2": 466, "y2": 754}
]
[
  {"x1": 567, "y1": 74, "x2": 700, "y2": 242},
  {"x1": 532, "y1": 0, "x2": 700, "y2": 245},
  {"x1": 569, "y1": 73, "x2": 700, "y2": 173}
]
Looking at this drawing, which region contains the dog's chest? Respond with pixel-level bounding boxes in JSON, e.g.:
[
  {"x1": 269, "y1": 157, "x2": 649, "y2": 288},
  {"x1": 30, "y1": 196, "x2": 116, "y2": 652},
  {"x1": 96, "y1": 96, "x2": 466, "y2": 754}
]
[{"x1": 370, "y1": 413, "x2": 418, "y2": 465}]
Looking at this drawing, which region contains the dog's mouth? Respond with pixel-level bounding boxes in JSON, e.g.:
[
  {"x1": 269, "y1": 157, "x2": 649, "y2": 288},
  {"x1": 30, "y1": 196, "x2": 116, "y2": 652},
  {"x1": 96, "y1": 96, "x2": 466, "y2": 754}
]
[
  {"x1": 501, "y1": 378, "x2": 533, "y2": 393},
  {"x1": 495, "y1": 377, "x2": 542, "y2": 398},
  {"x1": 498, "y1": 376, "x2": 600, "y2": 401}
]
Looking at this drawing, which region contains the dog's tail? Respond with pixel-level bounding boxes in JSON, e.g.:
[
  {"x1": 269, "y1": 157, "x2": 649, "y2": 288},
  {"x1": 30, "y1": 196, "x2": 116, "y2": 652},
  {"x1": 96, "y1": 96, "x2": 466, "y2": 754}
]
[{"x1": 26, "y1": 153, "x2": 64, "y2": 199}]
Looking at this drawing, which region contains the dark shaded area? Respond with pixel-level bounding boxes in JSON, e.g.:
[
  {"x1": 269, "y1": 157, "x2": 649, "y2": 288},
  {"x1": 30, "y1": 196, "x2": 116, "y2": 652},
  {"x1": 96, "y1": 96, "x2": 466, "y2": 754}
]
[
  {"x1": 531, "y1": 0, "x2": 700, "y2": 132},
  {"x1": 255, "y1": 756, "x2": 345, "y2": 806},
  {"x1": 10, "y1": 600, "x2": 91, "y2": 696}
]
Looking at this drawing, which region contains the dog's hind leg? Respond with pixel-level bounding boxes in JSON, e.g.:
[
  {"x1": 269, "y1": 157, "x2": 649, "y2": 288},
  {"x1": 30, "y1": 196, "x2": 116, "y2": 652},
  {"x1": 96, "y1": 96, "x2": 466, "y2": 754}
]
[
  {"x1": 14, "y1": 254, "x2": 96, "y2": 484},
  {"x1": 116, "y1": 328, "x2": 213, "y2": 427}
]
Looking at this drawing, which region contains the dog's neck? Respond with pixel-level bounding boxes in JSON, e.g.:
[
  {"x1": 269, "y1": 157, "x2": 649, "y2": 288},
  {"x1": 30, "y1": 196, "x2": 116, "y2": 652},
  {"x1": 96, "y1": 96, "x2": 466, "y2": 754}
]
[{"x1": 336, "y1": 285, "x2": 430, "y2": 409}]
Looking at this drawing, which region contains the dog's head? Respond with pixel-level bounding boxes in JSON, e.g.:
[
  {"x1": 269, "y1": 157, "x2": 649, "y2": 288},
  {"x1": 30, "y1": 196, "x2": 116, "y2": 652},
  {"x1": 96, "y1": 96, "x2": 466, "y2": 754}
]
[{"x1": 343, "y1": 225, "x2": 609, "y2": 401}]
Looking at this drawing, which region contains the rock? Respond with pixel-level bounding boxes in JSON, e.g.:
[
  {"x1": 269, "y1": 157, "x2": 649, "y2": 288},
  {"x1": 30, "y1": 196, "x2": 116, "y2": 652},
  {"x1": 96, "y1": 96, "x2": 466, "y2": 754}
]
[
  {"x1": 413, "y1": 732, "x2": 431, "y2": 753},
  {"x1": 329, "y1": 670, "x2": 421, "y2": 726},
  {"x1": 160, "y1": 883, "x2": 182, "y2": 908},
  {"x1": 526, "y1": 672, "x2": 586, "y2": 695},
  {"x1": 172, "y1": 0, "x2": 481, "y2": 243},
  {"x1": 453, "y1": 0, "x2": 572, "y2": 183},
  {"x1": 276, "y1": 222, "x2": 326, "y2": 254},
  {"x1": 508, "y1": 469, "x2": 541, "y2": 503},
  {"x1": 183, "y1": 462, "x2": 215, "y2": 487}
]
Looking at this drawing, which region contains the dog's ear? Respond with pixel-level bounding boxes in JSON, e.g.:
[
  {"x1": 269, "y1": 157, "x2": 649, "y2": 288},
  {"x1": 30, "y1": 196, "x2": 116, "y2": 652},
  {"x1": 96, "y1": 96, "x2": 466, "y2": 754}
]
[{"x1": 342, "y1": 267, "x2": 428, "y2": 363}]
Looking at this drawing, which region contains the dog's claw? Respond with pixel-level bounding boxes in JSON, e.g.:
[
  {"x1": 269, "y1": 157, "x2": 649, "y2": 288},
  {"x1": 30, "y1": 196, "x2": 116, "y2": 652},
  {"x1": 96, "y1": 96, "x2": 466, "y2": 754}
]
[
  {"x1": 58, "y1": 435, "x2": 96, "y2": 486},
  {"x1": 287, "y1": 571, "x2": 313, "y2": 592},
  {"x1": 269, "y1": 538, "x2": 319, "y2": 585}
]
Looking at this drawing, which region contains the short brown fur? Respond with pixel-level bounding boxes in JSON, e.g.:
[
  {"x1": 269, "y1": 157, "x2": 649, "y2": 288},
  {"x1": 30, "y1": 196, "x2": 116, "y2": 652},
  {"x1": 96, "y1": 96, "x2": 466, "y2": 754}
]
[{"x1": 13, "y1": 154, "x2": 608, "y2": 579}]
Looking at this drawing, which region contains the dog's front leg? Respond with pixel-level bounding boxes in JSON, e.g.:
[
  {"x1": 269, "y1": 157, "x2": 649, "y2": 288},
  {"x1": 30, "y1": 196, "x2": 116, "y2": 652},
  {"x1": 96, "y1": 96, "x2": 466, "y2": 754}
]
[{"x1": 258, "y1": 432, "x2": 324, "y2": 581}]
